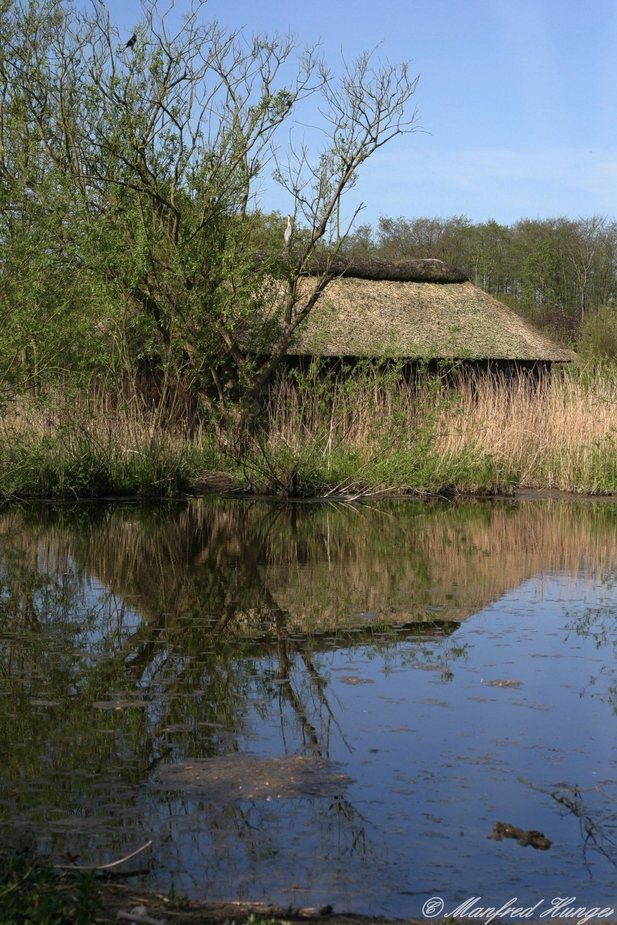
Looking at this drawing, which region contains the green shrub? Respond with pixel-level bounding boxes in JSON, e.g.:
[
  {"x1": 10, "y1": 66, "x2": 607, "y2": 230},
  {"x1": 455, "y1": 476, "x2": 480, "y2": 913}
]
[
  {"x1": 579, "y1": 306, "x2": 617, "y2": 362},
  {"x1": 0, "y1": 848, "x2": 99, "y2": 925}
]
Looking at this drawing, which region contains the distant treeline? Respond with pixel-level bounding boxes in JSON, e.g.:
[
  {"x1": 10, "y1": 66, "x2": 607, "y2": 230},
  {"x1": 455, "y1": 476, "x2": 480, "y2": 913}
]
[{"x1": 343, "y1": 215, "x2": 617, "y2": 352}]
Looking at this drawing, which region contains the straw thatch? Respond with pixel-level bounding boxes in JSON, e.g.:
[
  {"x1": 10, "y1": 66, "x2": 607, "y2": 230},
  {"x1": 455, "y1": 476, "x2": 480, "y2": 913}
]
[
  {"x1": 276, "y1": 261, "x2": 573, "y2": 362},
  {"x1": 299, "y1": 254, "x2": 469, "y2": 283}
]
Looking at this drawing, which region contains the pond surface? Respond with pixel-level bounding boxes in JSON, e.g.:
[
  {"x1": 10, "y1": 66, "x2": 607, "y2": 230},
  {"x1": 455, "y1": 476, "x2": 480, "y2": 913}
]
[{"x1": 2, "y1": 497, "x2": 617, "y2": 917}]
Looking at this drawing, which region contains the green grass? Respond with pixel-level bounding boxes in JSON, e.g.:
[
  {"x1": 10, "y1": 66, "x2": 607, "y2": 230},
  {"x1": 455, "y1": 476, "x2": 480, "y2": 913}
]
[
  {"x1": 240, "y1": 439, "x2": 513, "y2": 498},
  {"x1": 0, "y1": 848, "x2": 99, "y2": 925},
  {"x1": 0, "y1": 405, "x2": 223, "y2": 499}
]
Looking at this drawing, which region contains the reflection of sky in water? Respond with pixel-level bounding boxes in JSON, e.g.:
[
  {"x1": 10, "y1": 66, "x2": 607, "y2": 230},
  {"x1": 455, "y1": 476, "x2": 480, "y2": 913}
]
[
  {"x1": 2, "y1": 504, "x2": 617, "y2": 917},
  {"x1": 139, "y1": 571, "x2": 617, "y2": 915}
]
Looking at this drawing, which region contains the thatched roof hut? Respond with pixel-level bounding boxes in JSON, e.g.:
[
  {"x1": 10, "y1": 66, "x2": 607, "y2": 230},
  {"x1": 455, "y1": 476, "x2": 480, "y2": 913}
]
[{"x1": 282, "y1": 257, "x2": 573, "y2": 365}]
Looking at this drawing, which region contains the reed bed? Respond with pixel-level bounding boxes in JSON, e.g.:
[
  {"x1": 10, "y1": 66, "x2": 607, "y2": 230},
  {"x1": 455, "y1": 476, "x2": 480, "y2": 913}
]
[
  {"x1": 258, "y1": 367, "x2": 617, "y2": 495},
  {"x1": 1, "y1": 367, "x2": 616, "y2": 497},
  {"x1": 435, "y1": 370, "x2": 617, "y2": 493},
  {"x1": 0, "y1": 391, "x2": 221, "y2": 498}
]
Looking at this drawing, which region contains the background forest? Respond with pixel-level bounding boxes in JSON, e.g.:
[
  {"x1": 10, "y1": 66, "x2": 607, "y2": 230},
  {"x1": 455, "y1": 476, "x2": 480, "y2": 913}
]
[{"x1": 344, "y1": 214, "x2": 617, "y2": 357}]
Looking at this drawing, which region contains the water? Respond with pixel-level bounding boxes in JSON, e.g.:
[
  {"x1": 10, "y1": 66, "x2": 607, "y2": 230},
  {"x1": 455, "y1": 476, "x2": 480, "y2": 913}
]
[{"x1": 1, "y1": 497, "x2": 617, "y2": 917}]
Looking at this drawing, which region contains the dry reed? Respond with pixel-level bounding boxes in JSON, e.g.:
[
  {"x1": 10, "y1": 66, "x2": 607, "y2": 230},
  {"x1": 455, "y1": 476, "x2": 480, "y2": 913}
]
[
  {"x1": 263, "y1": 368, "x2": 617, "y2": 494},
  {"x1": 0, "y1": 390, "x2": 220, "y2": 497},
  {"x1": 2, "y1": 368, "x2": 617, "y2": 496},
  {"x1": 434, "y1": 371, "x2": 617, "y2": 491}
]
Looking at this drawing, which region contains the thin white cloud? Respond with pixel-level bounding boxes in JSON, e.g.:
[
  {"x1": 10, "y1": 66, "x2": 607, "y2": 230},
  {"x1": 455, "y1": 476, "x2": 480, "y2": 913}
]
[
  {"x1": 355, "y1": 143, "x2": 617, "y2": 223},
  {"x1": 430, "y1": 147, "x2": 617, "y2": 203}
]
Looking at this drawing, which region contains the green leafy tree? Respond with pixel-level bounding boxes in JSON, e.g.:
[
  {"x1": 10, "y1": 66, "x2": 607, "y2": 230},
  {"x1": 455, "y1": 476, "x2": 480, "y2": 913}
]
[{"x1": 0, "y1": 0, "x2": 419, "y2": 433}]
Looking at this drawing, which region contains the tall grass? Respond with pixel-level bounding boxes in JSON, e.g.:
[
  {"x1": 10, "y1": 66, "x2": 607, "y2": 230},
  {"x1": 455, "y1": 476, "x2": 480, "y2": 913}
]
[
  {"x1": 0, "y1": 390, "x2": 222, "y2": 498},
  {"x1": 1, "y1": 365, "x2": 616, "y2": 498},
  {"x1": 436, "y1": 367, "x2": 617, "y2": 493},
  {"x1": 249, "y1": 365, "x2": 617, "y2": 496},
  {"x1": 242, "y1": 369, "x2": 507, "y2": 496}
]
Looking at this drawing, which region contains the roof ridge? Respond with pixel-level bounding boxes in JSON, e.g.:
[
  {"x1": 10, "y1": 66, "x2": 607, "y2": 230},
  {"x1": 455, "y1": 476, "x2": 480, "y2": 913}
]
[{"x1": 301, "y1": 254, "x2": 469, "y2": 283}]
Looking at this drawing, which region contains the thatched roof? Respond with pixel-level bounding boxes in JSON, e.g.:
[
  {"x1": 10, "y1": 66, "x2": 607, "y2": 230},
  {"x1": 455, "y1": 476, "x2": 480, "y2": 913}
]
[
  {"x1": 278, "y1": 259, "x2": 573, "y2": 362},
  {"x1": 299, "y1": 254, "x2": 469, "y2": 283}
]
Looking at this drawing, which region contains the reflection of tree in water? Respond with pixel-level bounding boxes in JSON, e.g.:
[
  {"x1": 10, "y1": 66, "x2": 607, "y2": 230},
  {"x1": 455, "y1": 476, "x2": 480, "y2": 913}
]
[
  {"x1": 565, "y1": 583, "x2": 617, "y2": 715},
  {"x1": 2, "y1": 501, "x2": 442, "y2": 868},
  {"x1": 2, "y1": 497, "x2": 617, "y2": 877},
  {"x1": 525, "y1": 779, "x2": 617, "y2": 872}
]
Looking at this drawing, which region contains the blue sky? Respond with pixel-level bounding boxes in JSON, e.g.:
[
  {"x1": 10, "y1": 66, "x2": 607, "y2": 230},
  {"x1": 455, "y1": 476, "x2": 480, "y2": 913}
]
[{"x1": 105, "y1": 0, "x2": 617, "y2": 228}]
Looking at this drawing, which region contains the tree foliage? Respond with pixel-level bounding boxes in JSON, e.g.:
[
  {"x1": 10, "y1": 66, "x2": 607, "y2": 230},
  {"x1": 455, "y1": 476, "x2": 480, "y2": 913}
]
[{"x1": 0, "y1": 0, "x2": 419, "y2": 427}]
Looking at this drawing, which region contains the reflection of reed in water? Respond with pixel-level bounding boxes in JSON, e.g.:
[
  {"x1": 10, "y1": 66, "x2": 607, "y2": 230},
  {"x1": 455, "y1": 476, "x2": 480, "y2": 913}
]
[
  {"x1": 2, "y1": 499, "x2": 617, "y2": 884},
  {"x1": 264, "y1": 500, "x2": 617, "y2": 628},
  {"x1": 3, "y1": 498, "x2": 617, "y2": 633}
]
